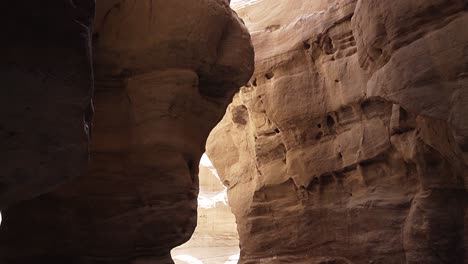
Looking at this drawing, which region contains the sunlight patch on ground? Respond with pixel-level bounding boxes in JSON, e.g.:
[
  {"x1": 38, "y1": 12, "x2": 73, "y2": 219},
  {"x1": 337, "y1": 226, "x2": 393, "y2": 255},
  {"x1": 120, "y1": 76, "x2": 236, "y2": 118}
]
[
  {"x1": 173, "y1": 254, "x2": 240, "y2": 264},
  {"x1": 224, "y1": 254, "x2": 240, "y2": 264},
  {"x1": 173, "y1": 255, "x2": 204, "y2": 264}
]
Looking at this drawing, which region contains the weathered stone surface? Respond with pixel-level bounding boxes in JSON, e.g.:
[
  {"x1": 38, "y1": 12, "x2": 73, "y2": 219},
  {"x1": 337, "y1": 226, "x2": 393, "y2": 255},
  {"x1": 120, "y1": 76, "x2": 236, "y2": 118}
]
[
  {"x1": 0, "y1": 0, "x2": 95, "y2": 209},
  {"x1": 0, "y1": 1, "x2": 253, "y2": 263},
  {"x1": 207, "y1": 0, "x2": 468, "y2": 263}
]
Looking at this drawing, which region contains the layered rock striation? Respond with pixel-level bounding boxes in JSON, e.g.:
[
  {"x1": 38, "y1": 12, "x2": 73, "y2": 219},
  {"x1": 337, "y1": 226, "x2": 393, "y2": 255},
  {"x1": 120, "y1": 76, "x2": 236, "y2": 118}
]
[
  {"x1": 207, "y1": 0, "x2": 468, "y2": 263},
  {"x1": 0, "y1": 1, "x2": 253, "y2": 263}
]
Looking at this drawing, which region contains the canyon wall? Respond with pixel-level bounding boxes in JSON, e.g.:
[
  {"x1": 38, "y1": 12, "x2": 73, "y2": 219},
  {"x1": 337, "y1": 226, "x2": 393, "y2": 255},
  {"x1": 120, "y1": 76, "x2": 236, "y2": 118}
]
[
  {"x1": 0, "y1": 0, "x2": 95, "y2": 209},
  {"x1": 0, "y1": 1, "x2": 253, "y2": 263},
  {"x1": 207, "y1": 0, "x2": 468, "y2": 263}
]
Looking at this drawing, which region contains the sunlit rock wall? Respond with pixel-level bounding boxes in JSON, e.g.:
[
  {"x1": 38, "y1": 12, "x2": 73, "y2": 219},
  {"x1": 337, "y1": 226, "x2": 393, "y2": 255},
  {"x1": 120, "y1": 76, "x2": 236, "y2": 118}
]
[{"x1": 208, "y1": 0, "x2": 468, "y2": 263}]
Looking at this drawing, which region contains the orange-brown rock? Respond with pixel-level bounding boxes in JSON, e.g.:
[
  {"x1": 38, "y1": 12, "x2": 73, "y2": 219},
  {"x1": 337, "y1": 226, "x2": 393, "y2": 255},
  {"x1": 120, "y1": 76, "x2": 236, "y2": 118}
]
[
  {"x1": 0, "y1": 0, "x2": 95, "y2": 209},
  {"x1": 0, "y1": 1, "x2": 253, "y2": 263},
  {"x1": 207, "y1": 0, "x2": 468, "y2": 263}
]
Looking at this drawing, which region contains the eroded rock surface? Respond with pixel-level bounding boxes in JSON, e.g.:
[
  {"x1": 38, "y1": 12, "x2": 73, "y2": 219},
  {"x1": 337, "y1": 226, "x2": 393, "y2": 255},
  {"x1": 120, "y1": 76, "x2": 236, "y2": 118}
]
[
  {"x1": 0, "y1": 0, "x2": 95, "y2": 209},
  {"x1": 0, "y1": 1, "x2": 253, "y2": 263},
  {"x1": 207, "y1": 0, "x2": 468, "y2": 263}
]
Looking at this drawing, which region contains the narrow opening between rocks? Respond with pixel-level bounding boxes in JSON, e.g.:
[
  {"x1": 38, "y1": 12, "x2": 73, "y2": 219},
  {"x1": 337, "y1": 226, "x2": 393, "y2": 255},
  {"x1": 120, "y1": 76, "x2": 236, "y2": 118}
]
[
  {"x1": 230, "y1": 0, "x2": 264, "y2": 9},
  {"x1": 171, "y1": 154, "x2": 239, "y2": 264}
]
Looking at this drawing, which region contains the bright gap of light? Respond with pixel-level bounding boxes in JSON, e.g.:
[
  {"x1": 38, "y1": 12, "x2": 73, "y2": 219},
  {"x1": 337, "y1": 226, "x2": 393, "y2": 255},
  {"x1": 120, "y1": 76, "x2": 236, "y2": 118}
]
[
  {"x1": 198, "y1": 154, "x2": 229, "y2": 209},
  {"x1": 172, "y1": 154, "x2": 239, "y2": 263},
  {"x1": 199, "y1": 154, "x2": 214, "y2": 167},
  {"x1": 230, "y1": 0, "x2": 263, "y2": 9},
  {"x1": 173, "y1": 255, "x2": 204, "y2": 264},
  {"x1": 224, "y1": 254, "x2": 240, "y2": 264}
]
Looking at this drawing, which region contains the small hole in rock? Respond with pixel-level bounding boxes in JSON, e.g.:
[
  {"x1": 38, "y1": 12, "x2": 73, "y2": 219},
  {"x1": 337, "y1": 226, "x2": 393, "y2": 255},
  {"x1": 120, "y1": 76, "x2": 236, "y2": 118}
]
[
  {"x1": 326, "y1": 115, "x2": 335, "y2": 128},
  {"x1": 323, "y1": 35, "x2": 335, "y2": 54},
  {"x1": 223, "y1": 180, "x2": 231, "y2": 187},
  {"x1": 317, "y1": 124, "x2": 322, "y2": 128},
  {"x1": 252, "y1": 78, "x2": 257, "y2": 86},
  {"x1": 370, "y1": 47, "x2": 383, "y2": 59},
  {"x1": 274, "y1": 128, "x2": 280, "y2": 134},
  {"x1": 303, "y1": 42, "x2": 311, "y2": 50},
  {"x1": 315, "y1": 131, "x2": 323, "y2": 140},
  {"x1": 334, "y1": 79, "x2": 339, "y2": 83},
  {"x1": 320, "y1": 173, "x2": 334, "y2": 185},
  {"x1": 265, "y1": 72, "x2": 274, "y2": 80},
  {"x1": 307, "y1": 177, "x2": 319, "y2": 191}
]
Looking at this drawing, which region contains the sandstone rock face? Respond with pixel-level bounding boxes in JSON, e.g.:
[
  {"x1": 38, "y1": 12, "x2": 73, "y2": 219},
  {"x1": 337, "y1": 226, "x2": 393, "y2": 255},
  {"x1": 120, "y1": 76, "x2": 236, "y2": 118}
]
[
  {"x1": 172, "y1": 154, "x2": 239, "y2": 264},
  {"x1": 0, "y1": 1, "x2": 253, "y2": 263},
  {"x1": 0, "y1": 0, "x2": 95, "y2": 209},
  {"x1": 207, "y1": 0, "x2": 468, "y2": 263}
]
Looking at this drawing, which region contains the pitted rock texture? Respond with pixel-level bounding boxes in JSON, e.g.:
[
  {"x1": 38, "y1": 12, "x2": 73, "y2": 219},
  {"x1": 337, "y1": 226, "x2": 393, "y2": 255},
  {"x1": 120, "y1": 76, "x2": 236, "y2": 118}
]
[
  {"x1": 0, "y1": 1, "x2": 253, "y2": 263},
  {"x1": 0, "y1": 0, "x2": 95, "y2": 209},
  {"x1": 207, "y1": 0, "x2": 468, "y2": 263}
]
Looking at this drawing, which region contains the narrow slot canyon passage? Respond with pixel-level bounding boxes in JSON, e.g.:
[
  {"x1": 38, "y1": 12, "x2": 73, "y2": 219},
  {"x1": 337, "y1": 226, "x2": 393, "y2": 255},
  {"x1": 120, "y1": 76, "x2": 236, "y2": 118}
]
[
  {"x1": 171, "y1": 154, "x2": 239, "y2": 264},
  {"x1": 0, "y1": 0, "x2": 467, "y2": 263}
]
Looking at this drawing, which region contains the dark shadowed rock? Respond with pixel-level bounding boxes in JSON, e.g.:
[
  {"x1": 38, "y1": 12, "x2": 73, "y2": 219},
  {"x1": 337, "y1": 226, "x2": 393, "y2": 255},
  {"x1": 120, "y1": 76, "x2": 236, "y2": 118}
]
[
  {"x1": 0, "y1": 1, "x2": 253, "y2": 263},
  {"x1": 0, "y1": 0, "x2": 95, "y2": 209}
]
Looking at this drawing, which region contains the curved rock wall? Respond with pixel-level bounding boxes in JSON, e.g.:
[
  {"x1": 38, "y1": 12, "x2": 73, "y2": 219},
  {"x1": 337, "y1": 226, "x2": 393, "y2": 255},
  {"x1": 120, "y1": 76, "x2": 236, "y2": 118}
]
[
  {"x1": 0, "y1": 1, "x2": 253, "y2": 263},
  {"x1": 207, "y1": 0, "x2": 468, "y2": 263}
]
